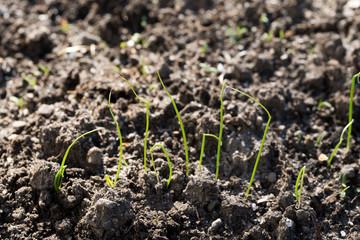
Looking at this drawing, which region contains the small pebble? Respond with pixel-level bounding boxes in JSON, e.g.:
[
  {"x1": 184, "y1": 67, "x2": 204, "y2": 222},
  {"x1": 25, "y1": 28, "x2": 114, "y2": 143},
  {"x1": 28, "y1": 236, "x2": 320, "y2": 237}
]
[
  {"x1": 208, "y1": 218, "x2": 222, "y2": 233},
  {"x1": 285, "y1": 218, "x2": 294, "y2": 228},
  {"x1": 318, "y1": 153, "x2": 328, "y2": 162},
  {"x1": 340, "y1": 230, "x2": 346, "y2": 237}
]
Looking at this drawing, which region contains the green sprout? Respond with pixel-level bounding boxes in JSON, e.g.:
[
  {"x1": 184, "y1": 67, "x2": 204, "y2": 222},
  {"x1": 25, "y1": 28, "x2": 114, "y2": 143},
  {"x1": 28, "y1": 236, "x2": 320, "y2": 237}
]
[
  {"x1": 199, "y1": 63, "x2": 218, "y2": 73},
  {"x1": 23, "y1": 76, "x2": 36, "y2": 86},
  {"x1": 142, "y1": 58, "x2": 147, "y2": 76},
  {"x1": 295, "y1": 166, "x2": 306, "y2": 207},
  {"x1": 114, "y1": 66, "x2": 121, "y2": 73},
  {"x1": 157, "y1": 71, "x2": 189, "y2": 176},
  {"x1": 340, "y1": 186, "x2": 350, "y2": 198},
  {"x1": 198, "y1": 82, "x2": 226, "y2": 180},
  {"x1": 141, "y1": 16, "x2": 148, "y2": 28},
  {"x1": 263, "y1": 30, "x2": 273, "y2": 42},
  {"x1": 150, "y1": 143, "x2": 173, "y2": 188},
  {"x1": 38, "y1": 64, "x2": 50, "y2": 75},
  {"x1": 279, "y1": 29, "x2": 284, "y2": 40},
  {"x1": 327, "y1": 119, "x2": 354, "y2": 167},
  {"x1": 230, "y1": 87, "x2": 272, "y2": 198},
  {"x1": 10, "y1": 96, "x2": 23, "y2": 108},
  {"x1": 260, "y1": 13, "x2": 269, "y2": 23},
  {"x1": 54, "y1": 129, "x2": 99, "y2": 192},
  {"x1": 317, "y1": 100, "x2": 332, "y2": 109},
  {"x1": 226, "y1": 28, "x2": 237, "y2": 45},
  {"x1": 347, "y1": 72, "x2": 360, "y2": 150},
  {"x1": 309, "y1": 46, "x2": 314, "y2": 55},
  {"x1": 237, "y1": 26, "x2": 248, "y2": 37},
  {"x1": 315, "y1": 134, "x2": 323, "y2": 148},
  {"x1": 342, "y1": 174, "x2": 347, "y2": 188},
  {"x1": 106, "y1": 91, "x2": 128, "y2": 187},
  {"x1": 121, "y1": 77, "x2": 150, "y2": 173},
  {"x1": 202, "y1": 42, "x2": 208, "y2": 54},
  {"x1": 198, "y1": 134, "x2": 220, "y2": 168}
]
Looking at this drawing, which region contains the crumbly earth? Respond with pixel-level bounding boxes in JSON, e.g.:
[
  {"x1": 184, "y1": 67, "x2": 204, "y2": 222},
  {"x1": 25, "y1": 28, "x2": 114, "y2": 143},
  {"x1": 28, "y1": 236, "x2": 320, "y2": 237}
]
[{"x1": 1, "y1": 0, "x2": 360, "y2": 239}]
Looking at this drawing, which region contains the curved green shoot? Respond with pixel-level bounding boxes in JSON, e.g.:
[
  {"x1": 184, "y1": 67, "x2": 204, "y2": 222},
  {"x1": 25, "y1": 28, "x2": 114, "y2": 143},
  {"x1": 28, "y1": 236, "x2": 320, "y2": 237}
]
[
  {"x1": 150, "y1": 143, "x2": 173, "y2": 188},
  {"x1": 121, "y1": 77, "x2": 150, "y2": 173},
  {"x1": 340, "y1": 186, "x2": 350, "y2": 198},
  {"x1": 54, "y1": 128, "x2": 99, "y2": 192},
  {"x1": 230, "y1": 87, "x2": 272, "y2": 199},
  {"x1": 347, "y1": 72, "x2": 360, "y2": 150},
  {"x1": 157, "y1": 71, "x2": 189, "y2": 176},
  {"x1": 295, "y1": 166, "x2": 306, "y2": 207},
  {"x1": 215, "y1": 81, "x2": 226, "y2": 179},
  {"x1": 106, "y1": 91, "x2": 128, "y2": 187},
  {"x1": 198, "y1": 134, "x2": 219, "y2": 169},
  {"x1": 327, "y1": 119, "x2": 354, "y2": 167}
]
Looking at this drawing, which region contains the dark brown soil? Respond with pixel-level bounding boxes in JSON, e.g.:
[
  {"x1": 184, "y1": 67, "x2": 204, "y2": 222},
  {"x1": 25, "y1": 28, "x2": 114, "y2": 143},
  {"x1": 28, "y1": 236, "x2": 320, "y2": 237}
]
[{"x1": 1, "y1": 0, "x2": 360, "y2": 239}]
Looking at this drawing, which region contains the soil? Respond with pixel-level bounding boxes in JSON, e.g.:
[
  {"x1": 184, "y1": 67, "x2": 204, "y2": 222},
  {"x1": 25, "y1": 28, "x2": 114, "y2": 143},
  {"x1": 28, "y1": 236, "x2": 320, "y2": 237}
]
[{"x1": 1, "y1": 0, "x2": 360, "y2": 239}]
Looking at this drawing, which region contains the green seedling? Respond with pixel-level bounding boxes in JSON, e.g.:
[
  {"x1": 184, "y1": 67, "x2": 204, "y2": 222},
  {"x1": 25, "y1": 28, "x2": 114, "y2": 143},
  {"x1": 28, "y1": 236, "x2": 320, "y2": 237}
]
[
  {"x1": 38, "y1": 64, "x2": 50, "y2": 75},
  {"x1": 263, "y1": 30, "x2": 273, "y2": 42},
  {"x1": 23, "y1": 76, "x2": 36, "y2": 86},
  {"x1": 121, "y1": 33, "x2": 142, "y2": 48},
  {"x1": 106, "y1": 91, "x2": 128, "y2": 187},
  {"x1": 114, "y1": 66, "x2": 121, "y2": 73},
  {"x1": 198, "y1": 134, "x2": 220, "y2": 169},
  {"x1": 317, "y1": 100, "x2": 332, "y2": 109},
  {"x1": 341, "y1": 174, "x2": 347, "y2": 188},
  {"x1": 315, "y1": 134, "x2": 323, "y2": 147},
  {"x1": 309, "y1": 46, "x2": 314, "y2": 55},
  {"x1": 295, "y1": 166, "x2": 306, "y2": 207},
  {"x1": 142, "y1": 58, "x2": 147, "y2": 76},
  {"x1": 10, "y1": 96, "x2": 23, "y2": 108},
  {"x1": 158, "y1": 71, "x2": 189, "y2": 176},
  {"x1": 279, "y1": 29, "x2": 284, "y2": 40},
  {"x1": 150, "y1": 143, "x2": 173, "y2": 188},
  {"x1": 54, "y1": 129, "x2": 99, "y2": 192},
  {"x1": 237, "y1": 26, "x2": 248, "y2": 37},
  {"x1": 327, "y1": 119, "x2": 354, "y2": 167},
  {"x1": 202, "y1": 42, "x2": 208, "y2": 54},
  {"x1": 122, "y1": 77, "x2": 150, "y2": 173},
  {"x1": 141, "y1": 16, "x2": 147, "y2": 28},
  {"x1": 199, "y1": 63, "x2": 218, "y2": 73},
  {"x1": 347, "y1": 72, "x2": 360, "y2": 150},
  {"x1": 32, "y1": 69, "x2": 41, "y2": 77},
  {"x1": 260, "y1": 13, "x2": 269, "y2": 23},
  {"x1": 340, "y1": 186, "x2": 350, "y2": 198},
  {"x1": 198, "y1": 82, "x2": 226, "y2": 180},
  {"x1": 230, "y1": 87, "x2": 272, "y2": 198},
  {"x1": 226, "y1": 28, "x2": 237, "y2": 45}
]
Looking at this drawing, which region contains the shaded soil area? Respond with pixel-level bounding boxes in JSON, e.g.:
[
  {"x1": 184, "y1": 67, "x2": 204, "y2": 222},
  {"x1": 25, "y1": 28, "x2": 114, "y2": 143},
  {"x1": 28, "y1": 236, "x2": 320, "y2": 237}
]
[{"x1": 1, "y1": 0, "x2": 360, "y2": 239}]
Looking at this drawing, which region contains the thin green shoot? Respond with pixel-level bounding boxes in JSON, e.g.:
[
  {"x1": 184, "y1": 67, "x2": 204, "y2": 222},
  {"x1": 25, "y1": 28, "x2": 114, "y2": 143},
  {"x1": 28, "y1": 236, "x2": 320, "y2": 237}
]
[
  {"x1": 279, "y1": 29, "x2": 284, "y2": 40},
  {"x1": 10, "y1": 96, "x2": 23, "y2": 108},
  {"x1": 106, "y1": 91, "x2": 128, "y2": 188},
  {"x1": 327, "y1": 119, "x2": 354, "y2": 167},
  {"x1": 230, "y1": 87, "x2": 272, "y2": 198},
  {"x1": 202, "y1": 42, "x2": 208, "y2": 54},
  {"x1": 23, "y1": 76, "x2": 36, "y2": 86},
  {"x1": 54, "y1": 129, "x2": 99, "y2": 192},
  {"x1": 260, "y1": 13, "x2": 269, "y2": 23},
  {"x1": 141, "y1": 16, "x2": 147, "y2": 28},
  {"x1": 317, "y1": 100, "x2": 332, "y2": 109},
  {"x1": 309, "y1": 46, "x2": 315, "y2": 55},
  {"x1": 237, "y1": 26, "x2": 248, "y2": 37},
  {"x1": 198, "y1": 134, "x2": 219, "y2": 169},
  {"x1": 150, "y1": 143, "x2": 173, "y2": 188},
  {"x1": 157, "y1": 71, "x2": 189, "y2": 176},
  {"x1": 315, "y1": 134, "x2": 323, "y2": 148},
  {"x1": 142, "y1": 58, "x2": 147, "y2": 76},
  {"x1": 263, "y1": 31, "x2": 273, "y2": 42},
  {"x1": 148, "y1": 83, "x2": 157, "y2": 92},
  {"x1": 347, "y1": 72, "x2": 360, "y2": 150},
  {"x1": 215, "y1": 81, "x2": 226, "y2": 180},
  {"x1": 340, "y1": 186, "x2": 350, "y2": 198},
  {"x1": 341, "y1": 174, "x2": 347, "y2": 188},
  {"x1": 38, "y1": 64, "x2": 50, "y2": 75},
  {"x1": 199, "y1": 63, "x2": 218, "y2": 73},
  {"x1": 114, "y1": 66, "x2": 121, "y2": 73},
  {"x1": 226, "y1": 28, "x2": 237, "y2": 45},
  {"x1": 120, "y1": 42, "x2": 127, "y2": 48},
  {"x1": 295, "y1": 166, "x2": 306, "y2": 207},
  {"x1": 121, "y1": 76, "x2": 150, "y2": 173}
]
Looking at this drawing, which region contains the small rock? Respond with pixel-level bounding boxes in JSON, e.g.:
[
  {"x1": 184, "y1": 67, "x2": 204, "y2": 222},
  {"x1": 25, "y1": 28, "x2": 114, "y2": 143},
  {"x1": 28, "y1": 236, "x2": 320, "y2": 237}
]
[
  {"x1": 86, "y1": 147, "x2": 103, "y2": 166},
  {"x1": 36, "y1": 104, "x2": 54, "y2": 117},
  {"x1": 295, "y1": 209, "x2": 310, "y2": 223},
  {"x1": 268, "y1": 172, "x2": 277, "y2": 183},
  {"x1": 30, "y1": 160, "x2": 59, "y2": 190},
  {"x1": 12, "y1": 121, "x2": 27, "y2": 129},
  {"x1": 340, "y1": 164, "x2": 358, "y2": 180},
  {"x1": 55, "y1": 218, "x2": 72, "y2": 234},
  {"x1": 208, "y1": 218, "x2": 222, "y2": 233},
  {"x1": 72, "y1": 32, "x2": 101, "y2": 46},
  {"x1": 318, "y1": 153, "x2": 329, "y2": 162}
]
